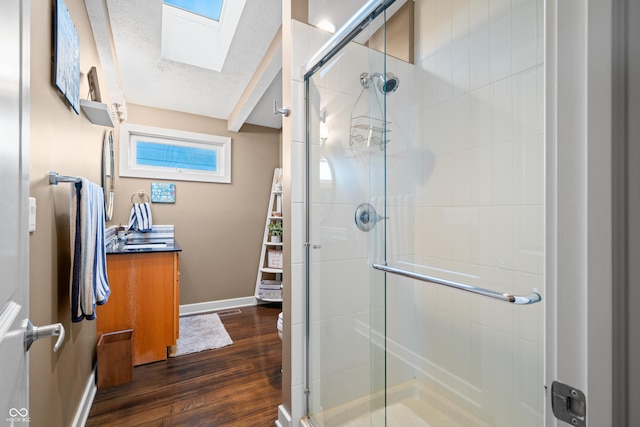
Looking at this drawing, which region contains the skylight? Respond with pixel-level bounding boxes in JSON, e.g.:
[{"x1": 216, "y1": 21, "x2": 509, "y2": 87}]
[
  {"x1": 161, "y1": 0, "x2": 246, "y2": 72},
  {"x1": 163, "y1": 0, "x2": 224, "y2": 21}
]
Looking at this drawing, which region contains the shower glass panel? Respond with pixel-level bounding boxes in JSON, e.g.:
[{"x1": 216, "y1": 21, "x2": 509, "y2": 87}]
[
  {"x1": 305, "y1": 1, "x2": 544, "y2": 426},
  {"x1": 306, "y1": 8, "x2": 388, "y2": 425}
]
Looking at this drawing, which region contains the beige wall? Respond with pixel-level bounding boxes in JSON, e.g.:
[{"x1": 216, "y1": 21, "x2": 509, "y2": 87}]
[
  {"x1": 111, "y1": 104, "x2": 281, "y2": 304},
  {"x1": 27, "y1": 1, "x2": 280, "y2": 425},
  {"x1": 367, "y1": 0, "x2": 415, "y2": 64},
  {"x1": 29, "y1": 0, "x2": 108, "y2": 425}
]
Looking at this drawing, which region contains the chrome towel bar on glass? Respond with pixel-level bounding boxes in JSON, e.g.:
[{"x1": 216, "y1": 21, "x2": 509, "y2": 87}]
[{"x1": 372, "y1": 263, "x2": 542, "y2": 305}]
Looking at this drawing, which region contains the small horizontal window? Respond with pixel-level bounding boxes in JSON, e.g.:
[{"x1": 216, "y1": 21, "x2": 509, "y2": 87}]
[
  {"x1": 120, "y1": 124, "x2": 231, "y2": 184},
  {"x1": 136, "y1": 141, "x2": 218, "y2": 172}
]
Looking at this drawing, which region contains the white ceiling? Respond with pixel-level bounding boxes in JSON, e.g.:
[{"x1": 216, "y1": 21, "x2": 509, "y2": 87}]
[{"x1": 86, "y1": 0, "x2": 374, "y2": 131}]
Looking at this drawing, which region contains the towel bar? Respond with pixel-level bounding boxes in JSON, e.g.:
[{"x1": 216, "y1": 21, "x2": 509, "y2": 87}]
[
  {"x1": 372, "y1": 263, "x2": 542, "y2": 305},
  {"x1": 49, "y1": 171, "x2": 80, "y2": 185}
]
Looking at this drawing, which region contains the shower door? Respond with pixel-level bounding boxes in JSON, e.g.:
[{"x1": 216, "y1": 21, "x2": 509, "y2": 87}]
[
  {"x1": 378, "y1": 1, "x2": 545, "y2": 425},
  {"x1": 305, "y1": 10, "x2": 389, "y2": 425},
  {"x1": 305, "y1": 1, "x2": 544, "y2": 426}
]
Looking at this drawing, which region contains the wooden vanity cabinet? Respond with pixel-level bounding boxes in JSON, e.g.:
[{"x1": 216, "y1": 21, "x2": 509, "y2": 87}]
[{"x1": 97, "y1": 251, "x2": 180, "y2": 366}]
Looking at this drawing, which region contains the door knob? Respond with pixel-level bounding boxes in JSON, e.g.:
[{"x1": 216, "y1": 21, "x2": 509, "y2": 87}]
[{"x1": 24, "y1": 320, "x2": 65, "y2": 352}]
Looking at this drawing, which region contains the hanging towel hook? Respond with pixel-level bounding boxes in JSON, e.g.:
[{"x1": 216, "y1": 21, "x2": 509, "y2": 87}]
[
  {"x1": 273, "y1": 99, "x2": 290, "y2": 117},
  {"x1": 130, "y1": 191, "x2": 149, "y2": 204}
]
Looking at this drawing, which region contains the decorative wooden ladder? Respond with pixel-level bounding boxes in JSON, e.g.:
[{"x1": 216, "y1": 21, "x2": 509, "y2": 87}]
[{"x1": 254, "y1": 168, "x2": 283, "y2": 302}]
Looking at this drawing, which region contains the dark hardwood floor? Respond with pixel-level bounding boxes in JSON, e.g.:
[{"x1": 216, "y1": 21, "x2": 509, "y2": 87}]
[{"x1": 87, "y1": 304, "x2": 282, "y2": 427}]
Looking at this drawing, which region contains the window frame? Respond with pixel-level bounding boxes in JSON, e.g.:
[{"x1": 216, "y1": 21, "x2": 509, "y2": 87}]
[{"x1": 119, "y1": 123, "x2": 231, "y2": 184}]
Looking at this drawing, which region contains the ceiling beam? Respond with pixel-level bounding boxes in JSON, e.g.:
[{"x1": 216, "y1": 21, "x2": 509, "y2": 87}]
[
  {"x1": 84, "y1": 0, "x2": 121, "y2": 90},
  {"x1": 227, "y1": 26, "x2": 282, "y2": 132}
]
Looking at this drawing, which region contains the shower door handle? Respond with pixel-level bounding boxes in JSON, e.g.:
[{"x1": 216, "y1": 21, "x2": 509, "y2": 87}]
[{"x1": 372, "y1": 263, "x2": 541, "y2": 305}]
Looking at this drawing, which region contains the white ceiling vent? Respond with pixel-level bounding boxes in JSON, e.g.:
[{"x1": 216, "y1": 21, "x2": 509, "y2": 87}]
[{"x1": 161, "y1": 0, "x2": 246, "y2": 72}]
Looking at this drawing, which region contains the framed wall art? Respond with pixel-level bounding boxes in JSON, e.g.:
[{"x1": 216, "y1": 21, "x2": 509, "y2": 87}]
[
  {"x1": 151, "y1": 182, "x2": 176, "y2": 203},
  {"x1": 54, "y1": 0, "x2": 80, "y2": 114}
]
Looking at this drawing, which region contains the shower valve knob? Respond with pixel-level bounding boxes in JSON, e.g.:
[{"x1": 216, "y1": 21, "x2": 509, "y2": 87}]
[{"x1": 355, "y1": 203, "x2": 387, "y2": 232}]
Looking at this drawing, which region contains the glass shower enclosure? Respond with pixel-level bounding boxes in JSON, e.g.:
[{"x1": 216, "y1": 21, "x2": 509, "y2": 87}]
[{"x1": 303, "y1": 0, "x2": 544, "y2": 425}]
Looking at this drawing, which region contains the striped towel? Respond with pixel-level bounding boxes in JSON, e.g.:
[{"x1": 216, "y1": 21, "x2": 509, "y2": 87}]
[
  {"x1": 70, "y1": 178, "x2": 111, "y2": 322},
  {"x1": 128, "y1": 202, "x2": 153, "y2": 232}
]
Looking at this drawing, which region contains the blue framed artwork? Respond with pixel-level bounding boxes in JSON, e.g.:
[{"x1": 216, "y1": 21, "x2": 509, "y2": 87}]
[
  {"x1": 151, "y1": 182, "x2": 176, "y2": 203},
  {"x1": 54, "y1": 0, "x2": 80, "y2": 114}
]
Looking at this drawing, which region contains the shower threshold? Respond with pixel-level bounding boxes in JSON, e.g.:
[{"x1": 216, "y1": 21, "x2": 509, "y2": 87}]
[{"x1": 309, "y1": 380, "x2": 493, "y2": 427}]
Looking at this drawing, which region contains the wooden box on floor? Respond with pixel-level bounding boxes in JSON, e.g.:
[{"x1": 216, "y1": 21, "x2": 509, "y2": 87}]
[{"x1": 97, "y1": 329, "x2": 134, "y2": 389}]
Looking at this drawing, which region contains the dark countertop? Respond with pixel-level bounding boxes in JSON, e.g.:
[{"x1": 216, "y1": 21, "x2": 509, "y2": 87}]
[{"x1": 106, "y1": 238, "x2": 182, "y2": 255}]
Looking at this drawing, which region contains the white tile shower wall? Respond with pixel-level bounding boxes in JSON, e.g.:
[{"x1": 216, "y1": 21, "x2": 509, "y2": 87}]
[{"x1": 382, "y1": 0, "x2": 544, "y2": 425}]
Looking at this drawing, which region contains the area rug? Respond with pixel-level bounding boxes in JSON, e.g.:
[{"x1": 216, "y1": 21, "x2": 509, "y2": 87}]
[{"x1": 171, "y1": 313, "x2": 233, "y2": 357}]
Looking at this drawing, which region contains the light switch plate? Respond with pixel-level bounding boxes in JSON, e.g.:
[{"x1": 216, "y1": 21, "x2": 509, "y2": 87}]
[{"x1": 28, "y1": 197, "x2": 36, "y2": 232}]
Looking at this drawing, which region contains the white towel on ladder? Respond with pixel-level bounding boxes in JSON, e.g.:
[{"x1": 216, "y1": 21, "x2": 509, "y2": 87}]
[{"x1": 128, "y1": 202, "x2": 153, "y2": 232}]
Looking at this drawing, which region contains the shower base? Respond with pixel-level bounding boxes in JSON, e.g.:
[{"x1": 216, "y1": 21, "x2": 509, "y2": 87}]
[{"x1": 311, "y1": 380, "x2": 491, "y2": 427}]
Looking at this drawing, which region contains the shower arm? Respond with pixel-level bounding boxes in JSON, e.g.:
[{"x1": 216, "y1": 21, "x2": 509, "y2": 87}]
[{"x1": 372, "y1": 263, "x2": 542, "y2": 305}]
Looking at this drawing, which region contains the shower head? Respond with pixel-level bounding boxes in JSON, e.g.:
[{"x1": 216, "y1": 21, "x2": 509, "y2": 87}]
[{"x1": 360, "y1": 72, "x2": 400, "y2": 94}]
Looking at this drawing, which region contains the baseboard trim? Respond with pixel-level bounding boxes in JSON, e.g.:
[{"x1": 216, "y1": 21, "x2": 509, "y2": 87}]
[
  {"x1": 72, "y1": 368, "x2": 97, "y2": 427},
  {"x1": 277, "y1": 404, "x2": 293, "y2": 427},
  {"x1": 179, "y1": 296, "x2": 257, "y2": 316}
]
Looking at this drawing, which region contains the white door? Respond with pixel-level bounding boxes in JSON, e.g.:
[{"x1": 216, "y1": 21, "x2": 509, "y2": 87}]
[
  {"x1": 0, "y1": 0, "x2": 31, "y2": 422},
  {"x1": 1, "y1": 1, "x2": 66, "y2": 421},
  {"x1": 0, "y1": 1, "x2": 64, "y2": 422}
]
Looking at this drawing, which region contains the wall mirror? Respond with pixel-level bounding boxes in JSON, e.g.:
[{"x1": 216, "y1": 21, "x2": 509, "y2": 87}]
[{"x1": 102, "y1": 130, "x2": 115, "y2": 221}]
